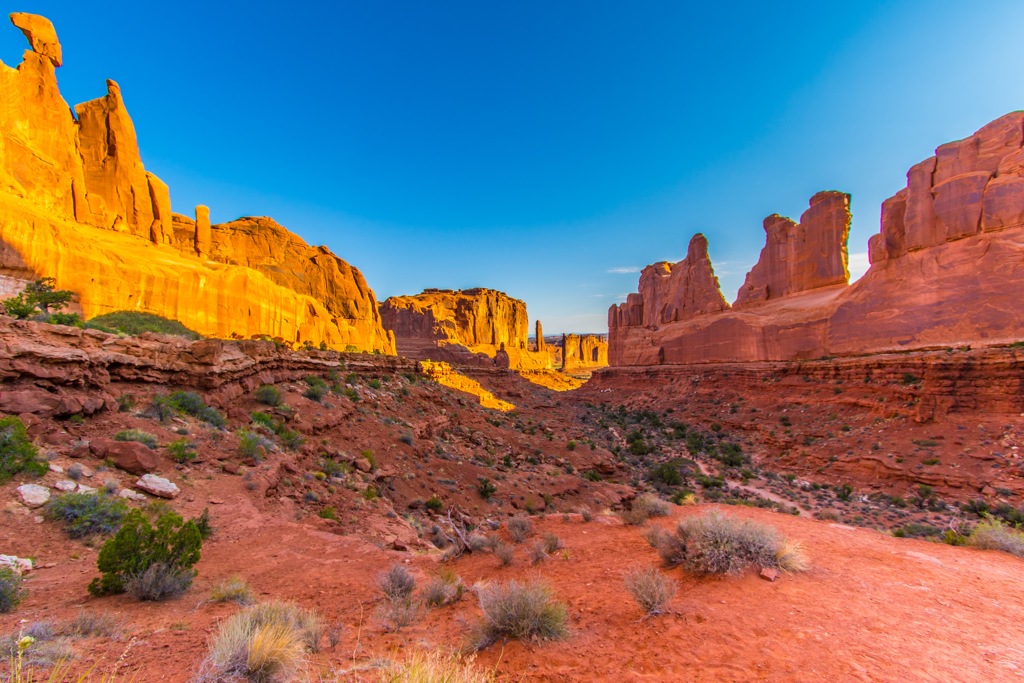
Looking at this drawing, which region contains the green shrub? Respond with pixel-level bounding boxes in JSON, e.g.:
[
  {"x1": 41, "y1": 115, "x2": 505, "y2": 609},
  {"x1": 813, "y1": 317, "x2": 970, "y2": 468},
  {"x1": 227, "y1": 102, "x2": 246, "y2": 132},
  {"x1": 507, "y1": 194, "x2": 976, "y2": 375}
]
[
  {"x1": 0, "y1": 567, "x2": 26, "y2": 613},
  {"x1": 167, "y1": 437, "x2": 196, "y2": 463},
  {"x1": 425, "y1": 495, "x2": 443, "y2": 512},
  {"x1": 254, "y1": 385, "x2": 283, "y2": 407},
  {"x1": 471, "y1": 580, "x2": 568, "y2": 649},
  {"x1": 45, "y1": 492, "x2": 128, "y2": 538},
  {"x1": 48, "y1": 312, "x2": 85, "y2": 328},
  {"x1": 379, "y1": 563, "x2": 416, "y2": 603},
  {"x1": 238, "y1": 429, "x2": 275, "y2": 461},
  {"x1": 0, "y1": 417, "x2": 47, "y2": 483},
  {"x1": 968, "y1": 517, "x2": 1024, "y2": 557},
  {"x1": 85, "y1": 311, "x2": 201, "y2": 339},
  {"x1": 88, "y1": 508, "x2": 202, "y2": 599},
  {"x1": 278, "y1": 429, "x2": 305, "y2": 451},
  {"x1": 477, "y1": 477, "x2": 496, "y2": 500},
  {"x1": 114, "y1": 428, "x2": 158, "y2": 449}
]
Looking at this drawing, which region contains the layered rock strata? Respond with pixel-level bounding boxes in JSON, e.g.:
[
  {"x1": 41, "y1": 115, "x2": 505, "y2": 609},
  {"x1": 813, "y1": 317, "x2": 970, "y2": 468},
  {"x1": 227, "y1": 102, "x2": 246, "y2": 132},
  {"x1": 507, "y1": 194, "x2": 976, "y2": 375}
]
[
  {"x1": 609, "y1": 112, "x2": 1024, "y2": 365},
  {"x1": 0, "y1": 14, "x2": 394, "y2": 353}
]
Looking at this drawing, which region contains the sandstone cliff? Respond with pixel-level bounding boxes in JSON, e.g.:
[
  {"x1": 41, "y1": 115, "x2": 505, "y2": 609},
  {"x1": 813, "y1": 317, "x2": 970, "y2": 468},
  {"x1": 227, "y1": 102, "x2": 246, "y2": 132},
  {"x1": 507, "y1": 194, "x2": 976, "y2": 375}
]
[
  {"x1": 609, "y1": 112, "x2": 1024, "y2": 365},
  {"x1": 380, "y1": 288, "x2": 554, "y2": 370},
  {"x1": 0, "y1": 14, "x2": 394, "y2": 353},
  {"x1": 561, "y1": 333, "x2": 609, "y2": 371}
]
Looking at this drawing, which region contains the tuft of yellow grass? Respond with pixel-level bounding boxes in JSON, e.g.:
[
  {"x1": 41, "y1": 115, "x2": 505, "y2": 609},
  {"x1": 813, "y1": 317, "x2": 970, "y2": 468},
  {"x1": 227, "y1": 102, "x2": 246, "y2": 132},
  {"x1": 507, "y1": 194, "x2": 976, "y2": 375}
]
[
  {"x1": 376, "y1": 650, "x2": 496, "y2": 683},
  {"x1": 244, "y1": 622, "x2": 305, "y2": 683},
  {"x1": 775, "y1": 538, "x2": 810, "y2": 573}
]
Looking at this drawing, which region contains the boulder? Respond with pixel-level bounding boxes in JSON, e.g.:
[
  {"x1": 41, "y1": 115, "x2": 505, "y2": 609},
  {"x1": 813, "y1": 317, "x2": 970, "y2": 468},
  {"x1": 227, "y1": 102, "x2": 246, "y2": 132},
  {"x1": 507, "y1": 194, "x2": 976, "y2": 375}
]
[
  {"x1": 54, "y1": 480, "x2": 76, "y2": 492},
  {"x1": 107, "y1": 441, "x2": 159, "y2": 475},
  {"x1": 135, "y1": 474, "x2": 179, "y2": 499},
  {"x1": 16, "y1": 484, "x2": 50, "y2": 508},
  {"x1": 0, "y1": 554, "x2": 33, "y2": 574}
]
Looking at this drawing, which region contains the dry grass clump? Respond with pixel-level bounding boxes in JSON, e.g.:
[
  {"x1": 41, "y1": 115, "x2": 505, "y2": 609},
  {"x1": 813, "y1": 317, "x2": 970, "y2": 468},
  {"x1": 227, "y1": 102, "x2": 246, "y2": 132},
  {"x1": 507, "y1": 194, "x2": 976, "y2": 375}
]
[
  {"x1": 63, "y1": 611, "x2": 124, "y2": 640},
  {"x1": 210, "y1": 576, "x2": 255, "y2": 605},
  {"x1": 124, "y1": 563, "x2": 193, "y2": 601},
  {"x1": 493, "y1": 542, "x2": 515, "y2": 567},
  {"x1": 968, "y1": 517, "x2": 1024, "y2": 557},
  {"x1": 422, "y1": 570, "x2": 464, "y2": 608},
  {"x1": 653, "y1": 511, "x2": 808, "y2": 576},
  {"x1": 506, "y1": 516, "x2": 533, "y2": 543},
  {"x1": 375, "y1": 649, "x2": 496, "y2": 682},
  {"x1": 635, "y1": 494, "x2": 671, "y2": 518},
  {"x1": 466, "y1": 531, "x2": 493, "y2": 552},
  {"x1": 197, "y1": 601, "x2": 323, "y2": 682},
  {"x1": 624, "y1": 567, "x2": 677, "y2": 617},
  {"x1": 379, "y1": 564, "x2": 416, "y2": 602},
  {"x1": 470, "y1": 580, "x2": 568, "y2": 650}
]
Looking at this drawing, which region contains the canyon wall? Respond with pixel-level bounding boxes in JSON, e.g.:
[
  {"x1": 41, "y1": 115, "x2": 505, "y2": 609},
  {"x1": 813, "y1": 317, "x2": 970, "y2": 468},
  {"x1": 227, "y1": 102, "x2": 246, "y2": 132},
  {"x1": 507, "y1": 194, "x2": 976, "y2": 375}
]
[
  {"x1": 0, "y1": 14, "x2": 394, "y2": 353},
  {"x1": 380, "y1": 288, "x2": 554, "y2": 369},
  {"x1": 609, "y1": 112, "x2": 1024, "y2": 366}
]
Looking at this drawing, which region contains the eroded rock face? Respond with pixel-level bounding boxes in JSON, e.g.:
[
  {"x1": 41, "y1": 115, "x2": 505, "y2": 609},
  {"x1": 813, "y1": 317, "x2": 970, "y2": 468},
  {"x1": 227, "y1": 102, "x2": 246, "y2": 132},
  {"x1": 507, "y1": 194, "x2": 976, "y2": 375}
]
[
  {"x1": 611, "y1": 234, "x2": 730, "y2": 333},
  {"x1": 561, "y1": 334, "x2": 608, "y2": 371},
  {"x1": 608, "y1": 112, "x2": 1024, "y2": 365},
  {"x1": 0, "y1": 13, "x2": 394, "y2": 353},
  {"x1": 734, "y1": 191, "x2": 851, "y2": 306},
  {"x1": 381, "y1": 288, "x2": 553, "y2": 369}
]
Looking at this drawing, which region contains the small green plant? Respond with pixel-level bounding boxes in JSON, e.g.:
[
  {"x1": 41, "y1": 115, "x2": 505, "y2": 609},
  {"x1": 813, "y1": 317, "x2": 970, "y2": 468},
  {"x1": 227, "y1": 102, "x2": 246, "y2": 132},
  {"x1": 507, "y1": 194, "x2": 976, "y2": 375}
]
[
  {"x1": 422, "y1": 570, "x2": 464, "y2": 608},
  {"x1": 45, "y1": 492, "x2": 128, "y2": 539},
  {"x1": 0, "y1": 567, "x2": 26, "y2": 613},
  {"x1": 426, "y1": 495, "x2": 443, "y2": 512},
  {"x1": 114, "y1": 428, "x2": 158, "y2": 449},
  {"x1": 0, "y1": 417, "x2": 47, "y2": 483},
  {"x1": 470, "y1": 580, "x2": 568, "y2": 649},
  {"x1": 477, "y1": 477, "x2": 496, "y2": 500},
  {"x1": 318, "y1": 506, "x2": 338, "y2": 521},
  {"x1": 303, "y1": 377, "x2": 328, "y2": 403},
  {"x1": 254, "y1": 384, "x2": 283, "y2": 406},
  {"x1": 86, "y1": 310, "x2": 201, "y2": 339},
  {"x1": 88, "y1": 508, "x2": 202, "y2": 599},
  {"x1": 167, "y1": 437, "x2": 197, "y2": 463}
]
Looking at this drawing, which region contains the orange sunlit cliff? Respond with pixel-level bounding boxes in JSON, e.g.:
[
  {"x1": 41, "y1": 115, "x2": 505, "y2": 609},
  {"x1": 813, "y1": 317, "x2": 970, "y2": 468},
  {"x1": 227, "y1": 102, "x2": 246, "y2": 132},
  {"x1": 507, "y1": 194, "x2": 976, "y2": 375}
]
[{"x1": 0, "y1": 13, "x2": 394, "y2": 353}]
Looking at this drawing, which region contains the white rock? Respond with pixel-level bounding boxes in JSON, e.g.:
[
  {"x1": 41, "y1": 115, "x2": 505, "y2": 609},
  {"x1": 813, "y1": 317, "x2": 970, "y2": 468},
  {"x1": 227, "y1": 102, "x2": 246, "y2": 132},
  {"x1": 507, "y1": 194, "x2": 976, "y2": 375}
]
[
  {"x1": 0, "y1": 554, "x2": 33, "y2": 574},
  {"x1": 49, "y1": 463, "x2": 64, "y2": 474},
  {"x1": 118, "y1": 489, "x2": 147, "y2": 502},
  {"x1": 16, "y1": 484, "x2": 50, "y2": 508},
  {"x1": 135, "y1": 474, "x2": 179, "y2": 499},
  {"x1": 76, "y1": 484, "x2": 97, "y2": 495},
  {"x1": 54, "y1": 480, "x2": 77, "y2": 492}
]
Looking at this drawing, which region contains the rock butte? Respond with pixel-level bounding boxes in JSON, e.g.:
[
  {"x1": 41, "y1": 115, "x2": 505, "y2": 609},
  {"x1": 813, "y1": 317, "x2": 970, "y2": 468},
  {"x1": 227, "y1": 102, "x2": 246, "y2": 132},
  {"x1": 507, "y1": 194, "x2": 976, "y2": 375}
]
[
  {"x1": 381, "y1": 288, "x2": 607, "y2": 374},
  {"x1": 0, "y1": 14, "x2": 394, "y2": 353},
  {"x1": 609, "y1": 115, "x2": 1024, "y2": 365}
]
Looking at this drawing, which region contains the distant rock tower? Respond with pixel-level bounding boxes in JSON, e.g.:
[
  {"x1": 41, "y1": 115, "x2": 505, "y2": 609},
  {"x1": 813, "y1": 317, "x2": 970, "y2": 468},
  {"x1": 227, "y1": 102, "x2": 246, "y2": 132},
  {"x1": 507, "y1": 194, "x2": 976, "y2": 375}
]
[
  {"x1": 195, "y1": 205, "x2": 211, "y2": 257},
  {"x1": 535, "y1": 320, "x2": 544, "y2": 352}
]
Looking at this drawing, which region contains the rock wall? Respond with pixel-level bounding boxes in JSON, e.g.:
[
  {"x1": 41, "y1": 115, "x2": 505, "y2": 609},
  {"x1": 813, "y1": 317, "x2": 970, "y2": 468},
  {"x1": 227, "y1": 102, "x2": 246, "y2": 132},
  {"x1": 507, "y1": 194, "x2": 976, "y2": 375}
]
[
  {"x1": 0, "y1": 13, "x2": 394, "y2": 353},
  {"x1": 380, "y1": 288, "x2": 554, "y2": 369},
  {"x1": 561, "y1": 334, "x2": 609, "y2": 371},
  {"x1": 609, "y1": 112, "x2": 1024, "y2": 366},
  {"x1": 734, "y1": 191, "x2": 851, "y2": 306}
]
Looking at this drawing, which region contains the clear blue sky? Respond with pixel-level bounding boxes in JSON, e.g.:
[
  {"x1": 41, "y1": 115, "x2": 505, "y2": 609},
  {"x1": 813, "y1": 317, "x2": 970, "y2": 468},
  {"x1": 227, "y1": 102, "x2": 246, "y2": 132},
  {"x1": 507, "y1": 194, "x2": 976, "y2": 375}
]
[{"x1": 5, "y1": 2, "x2": 1024, "y2": 333}]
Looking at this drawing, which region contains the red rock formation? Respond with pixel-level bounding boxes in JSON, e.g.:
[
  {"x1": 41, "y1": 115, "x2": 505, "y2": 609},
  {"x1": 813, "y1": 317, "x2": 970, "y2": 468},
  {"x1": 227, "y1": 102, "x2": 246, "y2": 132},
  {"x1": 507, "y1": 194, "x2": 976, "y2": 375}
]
[
  {"x1": 609, "y1": 112, "x2": 1024, "y2": 366},
  {"x1": 535, "y1": 321, "x2": 545, "y2": 352},
  {"x1": 380, "y1": 288, "x2": 554, "y2": 369},
  {"x1": 561, "y1": 334, "x2": 609, "y2": 371},
  {"x1": 0, "y1": 13, "x2": 394, "y2": 353},
  {"x1": 734, "y1": 191, "x2": 851, "y2": 306},
  {"x1": 610, "y1": 233, "x2": 729, "y2": 333}
]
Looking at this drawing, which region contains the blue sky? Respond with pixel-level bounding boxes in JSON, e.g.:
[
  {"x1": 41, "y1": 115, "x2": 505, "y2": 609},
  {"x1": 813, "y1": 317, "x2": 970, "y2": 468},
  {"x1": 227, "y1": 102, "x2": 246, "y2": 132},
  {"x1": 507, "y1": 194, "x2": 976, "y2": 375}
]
[{"x1": 5, "y1": 1, "x2": 1024, "y2": 333}]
